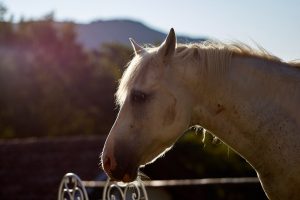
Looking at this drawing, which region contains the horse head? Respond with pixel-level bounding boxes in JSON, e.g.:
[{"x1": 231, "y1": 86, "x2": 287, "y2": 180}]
[{"x1": 101, "y1": 29, "x2": 193, "y2": 182}]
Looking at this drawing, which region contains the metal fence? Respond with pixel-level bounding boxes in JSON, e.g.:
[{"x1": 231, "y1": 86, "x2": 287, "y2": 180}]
[{"x1": 57, "y1": 173, "x2": 259, "y2": 200}]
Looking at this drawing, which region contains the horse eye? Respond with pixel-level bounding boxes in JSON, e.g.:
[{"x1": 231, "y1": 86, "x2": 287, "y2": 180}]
[{"x1": 131, "y1": 90, "x2": 147, "y2": 103}]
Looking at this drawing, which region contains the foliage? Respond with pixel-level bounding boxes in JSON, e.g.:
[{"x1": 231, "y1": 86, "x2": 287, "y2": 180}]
[
  {"x1": 144, "y1": 131, "x2": 256, "y2": 179},
  {"x1": 143, "y1": 132, "x2": 265, "y2": 199},
  {"x1": 0, "y1": 12, "x2": 132, "y2": 138}
]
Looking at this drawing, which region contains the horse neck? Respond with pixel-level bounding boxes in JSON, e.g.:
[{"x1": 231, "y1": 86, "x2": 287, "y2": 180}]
[{"x1": 178, "y1": 52, "x2": 300, "y2": 171}]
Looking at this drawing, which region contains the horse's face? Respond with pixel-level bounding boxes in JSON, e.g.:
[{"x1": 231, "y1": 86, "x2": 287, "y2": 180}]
[{"x1": 101, "y1": 29, "x2": 191, "y2": 182}]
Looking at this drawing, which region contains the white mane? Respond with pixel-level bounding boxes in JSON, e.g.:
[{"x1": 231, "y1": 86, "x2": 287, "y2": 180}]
[{"x1": 116, "y1": 41, "x2": 299, "y2": 106}]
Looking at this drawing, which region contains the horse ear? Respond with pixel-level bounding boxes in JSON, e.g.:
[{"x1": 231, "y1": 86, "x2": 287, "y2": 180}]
[
  {"x1": 129, "y1": 38, "x2": 145, "y2": 55},
  {"x1": 158, "y1": 28, "x2": 176, "y2": 62}
]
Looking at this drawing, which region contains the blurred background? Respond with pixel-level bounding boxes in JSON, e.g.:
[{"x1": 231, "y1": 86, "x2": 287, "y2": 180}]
[{"x1": 0, "y1": 0, "x2": 299, "y2": 199}]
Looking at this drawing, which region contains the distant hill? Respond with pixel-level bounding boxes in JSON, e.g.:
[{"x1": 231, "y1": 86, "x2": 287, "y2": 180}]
[{"x1": 74, "y1": 19, "x2": 205, "y2": 50}]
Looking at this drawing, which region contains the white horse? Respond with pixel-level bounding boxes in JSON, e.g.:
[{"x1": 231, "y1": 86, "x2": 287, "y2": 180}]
[{"x1": 101, "y1": 28, "x2": 300, "y2": 200}]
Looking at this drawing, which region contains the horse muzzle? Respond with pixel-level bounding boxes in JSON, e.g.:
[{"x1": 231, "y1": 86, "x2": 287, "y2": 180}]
[{"x1": 102, "y1": 146, "x2": 139, "y2": 182}]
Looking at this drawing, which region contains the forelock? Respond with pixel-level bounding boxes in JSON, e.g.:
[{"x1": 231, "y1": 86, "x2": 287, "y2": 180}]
[{"x1": 116, "y1": 52, "x2": 154, "y2": 106}]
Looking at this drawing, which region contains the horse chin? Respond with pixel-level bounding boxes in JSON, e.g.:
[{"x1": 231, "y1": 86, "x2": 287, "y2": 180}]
[
  {"x1": 121, "y1": 171, "x2": 138, "y2": 183},
  {"x1": 110, "y1": 165, "x2": 139, "y2": 183}
]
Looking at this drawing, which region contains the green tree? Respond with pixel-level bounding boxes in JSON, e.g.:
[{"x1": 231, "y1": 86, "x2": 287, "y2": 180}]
[
  {"x1": 0, "y1": 3, "x2": 14, "y2": 44},
  {"x1": 0, "y1": 3, "x2": 7, "y2": 21},
  {"x1": 0, "y1": 14, "x2": 134, "y2": 138}
]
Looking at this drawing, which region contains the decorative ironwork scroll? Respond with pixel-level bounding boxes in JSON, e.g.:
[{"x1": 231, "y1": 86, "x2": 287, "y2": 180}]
[
  {"x1": 102, "y1": 179, "x2": 149, "y2": 200},
  {"x1": 58, "y1": 173, "x2": 259, "y2": 200},
  {"x1": 58, "y1": 173, "x2": 89, "y2": 200},
  {"x1": 58, "y1": 173, "x2": 149, "y2": 200}
]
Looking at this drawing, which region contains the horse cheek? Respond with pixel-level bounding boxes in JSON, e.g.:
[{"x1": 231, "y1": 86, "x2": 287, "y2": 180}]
[{"x1": 162, "y1": 103, "x2": 177, "y2": 126}]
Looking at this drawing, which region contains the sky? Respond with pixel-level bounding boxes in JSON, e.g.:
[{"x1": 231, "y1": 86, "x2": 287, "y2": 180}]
[{"x1": 3, "y1": 0, "x2": 300, "y2": 61}]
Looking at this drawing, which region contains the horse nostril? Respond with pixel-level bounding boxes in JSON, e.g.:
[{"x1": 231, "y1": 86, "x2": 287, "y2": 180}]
[{"x1": 103, "y1": 156, "x2": 111, "y2": 172}]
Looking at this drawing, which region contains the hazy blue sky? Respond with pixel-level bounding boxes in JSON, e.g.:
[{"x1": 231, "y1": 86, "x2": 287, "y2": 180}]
[{"x1": 3, "y1": 0, "x2": 299, "y2": 61}]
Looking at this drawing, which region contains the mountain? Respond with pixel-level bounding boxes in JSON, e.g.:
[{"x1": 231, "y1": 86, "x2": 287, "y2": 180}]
[{"x1": 74, "y1": 19, "x2": 205, "y2": 50}]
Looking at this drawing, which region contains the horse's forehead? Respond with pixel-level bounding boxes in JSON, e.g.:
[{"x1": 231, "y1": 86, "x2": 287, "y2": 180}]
[{"x1": 133, "y1": 56, "x2": 160, "y2": 88}]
